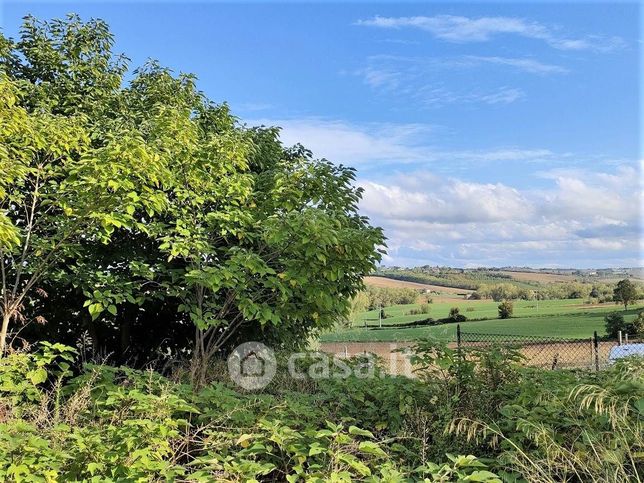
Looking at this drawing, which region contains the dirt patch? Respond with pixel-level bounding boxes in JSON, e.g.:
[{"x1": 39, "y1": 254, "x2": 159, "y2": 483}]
[
  {"x1": 364, "y1": 276, "x2": 472, "y2": 296},
  {"x1": 570, "y1": 303, "x2": 618, "y2": 310},
  {"x1": 320, "y1": 341, "x2": 416, "y2": 377},
  {"x1": 320, "y1": 340, "x2": 622, "y2": 373}
]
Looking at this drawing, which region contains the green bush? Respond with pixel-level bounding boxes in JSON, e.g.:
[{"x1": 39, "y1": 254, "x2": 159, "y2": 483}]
[
  {"x1": 2, "y1": 341, "x2": 641, "y2": 482},
  {"x1": 498, "y1": 301, "x2": 513, "y2": 319},
  {"x1": 632, "y1": 311, "x2": 644, "y2": 336},
  {"x1": 0, "y1": 344, "x2": 501, "y2": 482},
  {"x1": 605, "y1": 312, "x2": 626, "y2": 338},
  {"x1": 451, "y1": 358, "x2": 644, "y2": 482},
  {"x1": 445, "y1": 307, "x2": 467, "y2": 323},
  {"x1": 604, "y1": 311, "x2": 642, "y2": 338}
]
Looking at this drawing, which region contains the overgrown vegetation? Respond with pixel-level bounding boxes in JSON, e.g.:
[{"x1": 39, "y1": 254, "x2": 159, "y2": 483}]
[
  {"x1": 497, "y1": 301, "x2": 513, "y2": 319},
  {"x1": 1, "y1": 14, "x2": 642, "y2": 483},
  {"x1": 1, "y1": 342, "x2": 641, "y2": 482},
  {"x1": 605, "y1": 311, "x2": 644, "y2": 338}
]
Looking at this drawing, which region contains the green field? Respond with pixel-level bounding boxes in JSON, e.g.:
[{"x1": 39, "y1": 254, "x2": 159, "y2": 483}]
[{"x1": 322, "y1": 299, "x2": 643, "y2": 342}]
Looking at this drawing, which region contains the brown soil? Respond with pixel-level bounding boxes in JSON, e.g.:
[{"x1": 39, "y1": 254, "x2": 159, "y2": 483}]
[
  {"x1": 364, "y1": 276, "x2": 473, "y2": 296},
  {"x1": 320, "y1": 339, "x2": 622, "y2": 374}
]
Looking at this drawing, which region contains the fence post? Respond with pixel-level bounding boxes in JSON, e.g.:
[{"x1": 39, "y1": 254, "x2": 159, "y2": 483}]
[
  {"x1": 456, "y1": 324, "x2": 462, "y2": 384},
  {"x1": 618, "y1": 330, "x2": 622, "y2": 346},
  {"x1": 593, "y1": 331, "x2": 600, "y2": 371}
]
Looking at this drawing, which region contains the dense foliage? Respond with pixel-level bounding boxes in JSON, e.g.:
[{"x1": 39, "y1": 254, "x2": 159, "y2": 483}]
[
  {"x1": 0, "y1": 15, "x2": 383, "y2": 369},
  {"x1": 1, "y1": 342, "x2": 641, "y2": 482},
  {"x1": 614, "y1": 279, "x2": 639, "y2": 310},
  {"x1": 605, "y1": 311, "x2": 644, "y2": 338},
  {"x1": 351, "y1": 286, "x2": 420, "y2": 313},
  {"x1": 1, "y1": 14, "x2": 642, "y2": 483}
]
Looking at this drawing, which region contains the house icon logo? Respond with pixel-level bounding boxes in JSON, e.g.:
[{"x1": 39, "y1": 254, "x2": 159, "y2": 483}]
[{"x1": 228, "y1": 341, "x2": 276, "y2": 390}]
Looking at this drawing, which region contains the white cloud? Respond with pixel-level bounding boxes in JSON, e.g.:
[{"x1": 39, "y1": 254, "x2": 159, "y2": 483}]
[
  {"x1": 248, "y1": 118, "x2": 435, "y2": 165},
  {"x1": 356, "y1": 15, "x2": 625, "y2": 52},
  {"x1": 249, "y1": 117, "x2": 561, "y2": 168},
  {"x1": 461, "y1": 56, "x2": 569, "y2": 75},
  {"x1": 244, "y1": 118, "x2": 641, "y2": 266},
  {"x1": 360, "y1": 65, "x2": 403, "y2": 90},
  {"x1": 477, "y1": 87, "x2": 525, "y2": 105},
  {"x1": 359, "y1": 167, "x2": 642, "y2": 267},
  {"x1": 356, "y1": 56, "x2": 533, "y2": 107},
  {"x1": 414, "y1": 85, "x2": 525, "y2": 107},
  {"x1": 361, "y1": 177, "x2": 532, "y2": 225}
]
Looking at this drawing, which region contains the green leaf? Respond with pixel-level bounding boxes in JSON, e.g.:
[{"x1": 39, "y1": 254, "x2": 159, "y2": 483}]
[
  {"x1": 348, "y1": 426, "x2": 375, "y2": 438},
  {"x1": 27, "y1": 368, "x2": 48, "y2": 385},
  {"x1": 358, "y1": 441, "x2": 388, "y2": 458}
]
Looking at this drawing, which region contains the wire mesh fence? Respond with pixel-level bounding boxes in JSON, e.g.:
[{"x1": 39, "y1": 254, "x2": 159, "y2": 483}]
[
  {"x1": 457, "y1": 327, "x2": 643, "y2": 370},
  {"x1": 458, "y1": 329, "x2": 600, "y2": 370},
  {"x1": 319, "y1": 326, "x2": 644, "y2": 375},
  {"x1": 319, "y1": 341, "x2": 416, "y2": 377}
]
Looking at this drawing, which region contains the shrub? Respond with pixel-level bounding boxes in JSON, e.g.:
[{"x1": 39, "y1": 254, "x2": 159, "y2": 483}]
[
  {"x1": 632, "y1": 311, "x2": 644, "y2": 336},
  {"x1": 498, "y1": 301, "x2": 513, "y2": 319},
  {"x1": 604, "y1": 312, "x2": 642, "y2": 338},
  {"x1": 605, "y1": 312, "x2": 625, "y2": 338},
  {"x1": 447, "y1": 307, "x2": 467, "y2": 323},
  {"x1": 0, "y1": 345, "x2": 503, "y2": 482},
  {"x1": 451, "y1": 357, "x2": 644, "y2": 482}
]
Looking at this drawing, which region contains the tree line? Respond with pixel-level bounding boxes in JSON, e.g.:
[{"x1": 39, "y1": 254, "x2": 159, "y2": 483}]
[{"x1": 472, "y1": 280, "x2": 641, "y2": 303}]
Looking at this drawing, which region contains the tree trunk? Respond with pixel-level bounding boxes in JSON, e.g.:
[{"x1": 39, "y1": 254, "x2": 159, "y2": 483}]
[
  {"x1": 190, "y1": 329, "x2": 207, "y2": 387},
  {"x1": 0, "y1": 312, "x2": 11, "y2": 356},
  {"x1": 120, "y1": 317, "x2": 131, "y2": 363}
]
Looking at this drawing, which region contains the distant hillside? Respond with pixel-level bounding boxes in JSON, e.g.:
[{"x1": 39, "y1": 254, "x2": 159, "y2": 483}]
[
  {"x1": 376, "y1": 266, "x2": 644, "y2": 290},
  {"x1": 373, "y1": 267, "x2": 518, "y2": 291}
]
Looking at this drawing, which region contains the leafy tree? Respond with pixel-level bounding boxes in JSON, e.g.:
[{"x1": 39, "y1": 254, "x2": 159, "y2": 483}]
[
  {"x1": 632, "y1": 311, "x2": 644, "y2": 336},
  {"x1": 604, "y1": 312, "x2": 629, "y2": 339},
  {"x1": 0, "y1": 15, "x2": 384, "y2": 368},
  {"x1": 488, "y1": 283, "x2": 519, "y2": 302},
  {"x1": 613, "y1": 279, "x2": 638, "y2": 310},
  {"x1": 0, "y1": 69, "x2": 167, "y2": 354},
  {"x1": 498, "y1": 301, "x2": 513, "y2": 319}
]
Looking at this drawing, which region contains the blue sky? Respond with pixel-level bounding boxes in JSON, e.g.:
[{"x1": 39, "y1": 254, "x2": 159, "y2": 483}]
[{"x1": 2, "y1": 1, "x2": 642, "y2": 268}]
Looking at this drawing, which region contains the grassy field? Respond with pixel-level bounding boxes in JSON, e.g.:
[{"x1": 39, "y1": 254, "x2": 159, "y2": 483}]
[{"x1": 323, "y1": 299, "x2": 643, "y2": 343}]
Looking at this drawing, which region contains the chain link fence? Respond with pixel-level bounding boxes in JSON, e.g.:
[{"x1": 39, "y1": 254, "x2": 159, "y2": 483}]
[
  {"x1": 320, "y1": 326, "x2": 644, "y2": 375},
  {"x1": 457, "y1": 327, "x2": 644, "y2": 370}
]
